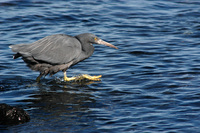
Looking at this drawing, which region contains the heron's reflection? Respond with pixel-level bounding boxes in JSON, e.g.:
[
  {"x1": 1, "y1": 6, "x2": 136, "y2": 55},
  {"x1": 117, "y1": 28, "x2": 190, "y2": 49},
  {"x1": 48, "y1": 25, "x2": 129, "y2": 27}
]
[{"x1": 23, "y1": 79, "x2": 101, "y2": 130}]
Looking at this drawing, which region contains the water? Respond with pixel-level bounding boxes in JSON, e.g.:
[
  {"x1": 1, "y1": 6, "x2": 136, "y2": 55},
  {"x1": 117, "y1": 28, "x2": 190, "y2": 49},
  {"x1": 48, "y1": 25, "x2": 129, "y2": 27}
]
[{"x1": 1, "y1": 0, "x2": 200, "y2": 132}]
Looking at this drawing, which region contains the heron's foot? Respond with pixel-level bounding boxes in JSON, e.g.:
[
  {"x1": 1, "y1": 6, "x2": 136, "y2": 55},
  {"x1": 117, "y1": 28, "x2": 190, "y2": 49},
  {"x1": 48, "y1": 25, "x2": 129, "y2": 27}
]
[
  {"x1": 75, "y1": 74, "x2": 102, "y2": 81},
  {"x1": 64, "y1": 76, "x2": 76, "y2": 81}
]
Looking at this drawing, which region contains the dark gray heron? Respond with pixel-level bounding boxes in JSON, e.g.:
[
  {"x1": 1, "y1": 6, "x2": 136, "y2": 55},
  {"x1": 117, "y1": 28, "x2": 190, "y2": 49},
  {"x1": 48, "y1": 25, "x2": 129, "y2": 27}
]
[{"x1": 9, "y1": 33, "x2": 118, "y2": 82}]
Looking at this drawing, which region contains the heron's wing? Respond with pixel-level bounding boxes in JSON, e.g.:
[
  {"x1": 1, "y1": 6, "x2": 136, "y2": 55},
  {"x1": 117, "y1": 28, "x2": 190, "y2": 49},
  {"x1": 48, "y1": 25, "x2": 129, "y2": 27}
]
[{"x1": 25, "y1": 34, "x2": 82, "y2": 64}]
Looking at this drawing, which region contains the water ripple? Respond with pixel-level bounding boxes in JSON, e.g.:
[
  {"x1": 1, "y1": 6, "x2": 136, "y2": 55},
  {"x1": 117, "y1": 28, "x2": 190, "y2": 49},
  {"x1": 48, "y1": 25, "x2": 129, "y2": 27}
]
[{"x1": 1, "y1": 0, "x2": 200, "y2": 132}]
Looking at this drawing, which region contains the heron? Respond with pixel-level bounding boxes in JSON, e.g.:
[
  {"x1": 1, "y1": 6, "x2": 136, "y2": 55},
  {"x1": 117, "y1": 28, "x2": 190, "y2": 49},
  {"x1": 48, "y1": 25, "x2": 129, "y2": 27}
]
[{"x1": 9, "y1": 33, "x2": 118, "y2": 82}]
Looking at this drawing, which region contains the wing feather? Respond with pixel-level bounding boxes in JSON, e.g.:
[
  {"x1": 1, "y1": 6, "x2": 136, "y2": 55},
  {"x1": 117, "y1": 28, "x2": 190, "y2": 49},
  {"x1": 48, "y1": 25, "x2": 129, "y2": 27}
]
[{"x1": 18, "y1": 34, "x2": 82, "y2": 64}]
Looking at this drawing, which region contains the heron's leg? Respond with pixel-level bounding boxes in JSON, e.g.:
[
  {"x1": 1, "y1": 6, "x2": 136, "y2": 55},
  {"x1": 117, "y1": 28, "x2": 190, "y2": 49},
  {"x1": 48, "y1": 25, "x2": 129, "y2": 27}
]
[
  {"x1": 36, "y1": 74, "x2": 43, "y2": 83},
  {"x1": 63, "y1": 71, "x2": 76, "y2": 81},
  {"x1": 80, "y1": 74, "x2": 102, "y2": 81}
]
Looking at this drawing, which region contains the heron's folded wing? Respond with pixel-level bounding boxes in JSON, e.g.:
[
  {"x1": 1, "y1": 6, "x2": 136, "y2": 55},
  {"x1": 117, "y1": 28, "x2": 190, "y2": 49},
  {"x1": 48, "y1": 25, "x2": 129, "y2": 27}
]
[{"x1": 27, "y1": 34, "x2": 82, "y2": 64}]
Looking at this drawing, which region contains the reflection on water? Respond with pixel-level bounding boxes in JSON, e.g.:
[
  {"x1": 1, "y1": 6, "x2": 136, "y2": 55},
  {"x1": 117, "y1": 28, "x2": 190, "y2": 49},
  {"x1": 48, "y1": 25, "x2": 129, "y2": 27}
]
[
  {"x1": 29, "y1": 83, "x2": 97, "y2": 131},
  {"x1": 11, "y1": 80, "x2": 106, "y2": 132}
]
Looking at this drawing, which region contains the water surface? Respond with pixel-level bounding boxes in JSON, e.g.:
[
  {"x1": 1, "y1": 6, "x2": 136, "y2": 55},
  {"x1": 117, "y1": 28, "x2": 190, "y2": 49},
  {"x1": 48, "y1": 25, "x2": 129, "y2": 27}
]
[{"x1": 1, "y1": 0, "x2": 200, "y2": 132}]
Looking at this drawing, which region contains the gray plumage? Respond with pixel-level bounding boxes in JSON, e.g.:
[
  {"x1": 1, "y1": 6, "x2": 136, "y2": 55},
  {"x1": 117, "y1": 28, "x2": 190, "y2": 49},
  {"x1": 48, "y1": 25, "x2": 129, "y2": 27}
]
[{"x1": 10, "y1": 33, "x2": 118, "y2": 81}]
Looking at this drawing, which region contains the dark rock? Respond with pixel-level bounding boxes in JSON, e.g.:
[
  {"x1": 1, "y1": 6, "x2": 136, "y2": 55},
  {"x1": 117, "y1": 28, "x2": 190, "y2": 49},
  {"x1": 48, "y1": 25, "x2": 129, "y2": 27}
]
[{"x1": 0, "y1": 103, "x2": 30, "y2": 125}]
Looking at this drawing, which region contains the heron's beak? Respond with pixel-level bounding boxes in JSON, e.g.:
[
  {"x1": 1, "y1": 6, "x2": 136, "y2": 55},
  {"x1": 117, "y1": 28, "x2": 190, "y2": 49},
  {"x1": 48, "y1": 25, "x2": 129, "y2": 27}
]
[{"x1": 96, "y1": 39, "x2": 118, "y2": 49}]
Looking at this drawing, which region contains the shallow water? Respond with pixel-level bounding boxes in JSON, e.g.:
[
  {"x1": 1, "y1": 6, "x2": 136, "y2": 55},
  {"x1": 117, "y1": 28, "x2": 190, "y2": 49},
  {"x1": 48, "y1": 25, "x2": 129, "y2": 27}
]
[{"x1": 1, "y1": 0, "x2": 200, "y2": 132}]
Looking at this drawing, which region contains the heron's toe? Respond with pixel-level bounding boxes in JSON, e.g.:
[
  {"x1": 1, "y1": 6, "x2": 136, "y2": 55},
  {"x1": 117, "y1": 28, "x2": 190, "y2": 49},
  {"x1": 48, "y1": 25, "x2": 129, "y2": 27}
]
[
  {"x1": 78, "y1": 74, "x2": 102, "y2": 81},
  {"x1": 64, "y1": 76, "x2": 76, "y2": 81}
]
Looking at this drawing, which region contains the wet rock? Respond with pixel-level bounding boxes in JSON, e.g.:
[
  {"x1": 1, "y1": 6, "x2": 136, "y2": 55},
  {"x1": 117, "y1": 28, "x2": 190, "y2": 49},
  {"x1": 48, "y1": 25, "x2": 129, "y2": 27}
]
[{"x1": 0, "y1": 103, "x2": 30, "y2": 125}]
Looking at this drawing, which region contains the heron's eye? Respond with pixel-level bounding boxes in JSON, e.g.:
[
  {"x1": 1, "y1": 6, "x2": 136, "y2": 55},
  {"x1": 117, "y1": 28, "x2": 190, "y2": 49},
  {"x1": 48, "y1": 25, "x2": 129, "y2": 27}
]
[{"x1": 94, "y1": 37, "x2": 98, "y2": 41}]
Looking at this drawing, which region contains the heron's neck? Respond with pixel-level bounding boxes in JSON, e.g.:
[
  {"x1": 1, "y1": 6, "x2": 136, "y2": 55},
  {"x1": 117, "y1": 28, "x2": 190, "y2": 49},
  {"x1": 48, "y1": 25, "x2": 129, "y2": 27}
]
[
  {"x1": 82, "y1": 42, "x2": 94, "y2": 57},
  {"x1": 75, "y1": 36, "x2": 94, "y2": 57}
]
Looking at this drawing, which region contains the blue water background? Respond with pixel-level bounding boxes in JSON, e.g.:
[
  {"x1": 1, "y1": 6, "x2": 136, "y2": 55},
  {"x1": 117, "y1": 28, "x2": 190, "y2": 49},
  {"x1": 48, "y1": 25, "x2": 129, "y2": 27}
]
[{"x1": 1, "y1": 0, "x2": 200, "y2": 132}]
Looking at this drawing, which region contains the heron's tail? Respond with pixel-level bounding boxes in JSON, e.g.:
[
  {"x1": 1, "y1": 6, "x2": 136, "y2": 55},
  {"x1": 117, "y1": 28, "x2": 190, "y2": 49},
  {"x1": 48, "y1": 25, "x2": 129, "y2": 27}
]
[
  {"x1": 9, "y1": 44, "x2": 28, "y2": 52},
  {"x1": 9, "y1": 44, "x2": 29, "y2": 59}
]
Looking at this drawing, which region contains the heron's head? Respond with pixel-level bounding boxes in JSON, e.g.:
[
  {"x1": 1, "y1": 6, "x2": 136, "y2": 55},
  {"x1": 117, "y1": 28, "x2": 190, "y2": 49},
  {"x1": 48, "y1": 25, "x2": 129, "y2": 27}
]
[{"x1": 76, "y1": 33, "x2": 118, "y2": 49}]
